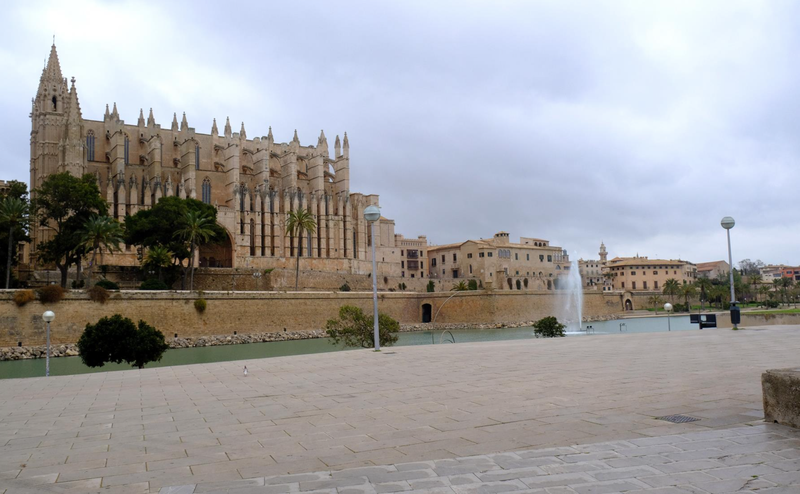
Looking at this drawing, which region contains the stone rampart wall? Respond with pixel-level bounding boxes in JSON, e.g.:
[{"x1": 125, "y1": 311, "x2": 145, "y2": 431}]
[{"x1": 0, "y1": 290, "x2": 625, "y2": 347}]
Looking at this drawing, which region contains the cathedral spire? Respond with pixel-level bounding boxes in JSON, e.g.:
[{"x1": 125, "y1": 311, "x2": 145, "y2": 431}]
[
  {"x1": 343, "y1": 132, "x2": 349, "y2": 149},
  {"x1": 42, "y1": 43, "x2": 63, "y2": 83},
  {"x1": 180, "y1": 112, "x2": 188, "y2": 131},
  {"x1": 147, "y1": 108, "x2": 155, "y2": 127},
  {"x1": 240, "y1": 122, "x2": 246, "y2": 139},
  {"x1": 211, "y1": 118, "x2": 218, "y2": 136},
  {"x1": 334, "y1": 134, "x2": 341, "y2": 157},
  {"x1": 318, "y1": 129, "x2": 326, "y2": 145},
  {"x1": 292, "y1": 129, "x2": 299, "y2": 143},
  {"x1": 111, "y1": 102, "x2": 119, "y2": 120},
  {"x1": 267, "y1": 126, "x2": 273, "y2": 143},
  {"x1": 104, "y1": 104, "x2": 110, "y2": 121},
  {"x1": 171, "y1": 112, "x2": 179, "y2": 131},
  {"x1": 138, "y1": 108, "x2": 145, "y2": 127},
  {"x1": 66, "y1": 79, "x2": 81, "y2": 123},
  {"x1": 224, "y1": 117, "x2": 232, "y2": 138}
]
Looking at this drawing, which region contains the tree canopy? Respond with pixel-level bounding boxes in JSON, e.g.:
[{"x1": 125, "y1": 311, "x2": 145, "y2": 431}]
[
  {"x1": 0, "y1": 183, "x2": 30, "y2": 288},
  {"x1": 33, "y1": 173, "x2": 107, "y2": 287},
  {"x1": 76, "y1": 314, "x2": 170, "y2": 369}
]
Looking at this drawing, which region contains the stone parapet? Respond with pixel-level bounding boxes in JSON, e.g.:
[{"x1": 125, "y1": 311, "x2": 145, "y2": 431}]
[{"x1": 762, "y1": 367, "x2": 800, "y2": 428}]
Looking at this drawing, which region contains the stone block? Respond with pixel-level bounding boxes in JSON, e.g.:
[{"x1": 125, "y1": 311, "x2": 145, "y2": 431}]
[{"x1": 762, "y1": 368, "x2": 800, "y2": 428}]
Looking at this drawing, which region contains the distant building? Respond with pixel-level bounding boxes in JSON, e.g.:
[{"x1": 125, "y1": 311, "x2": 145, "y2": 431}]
[
  {"x1": 426, "y1": 232, "x2": 568, "y2": 290},
  {"x1": 604, "y1": 256, "x2": 696, "y2": 291},
  {"x1": 695, "y1": 260, "x2": 730, "y2": 280},
  {"x1": 395, "y1": 234, "x2": 428, "y2": 278},
  {"x1": 578, "y1": 242, "x2": 613, "y2": 291},
  {"x1": 759, "y1": 265, "x2": 800, "y2": 282}
]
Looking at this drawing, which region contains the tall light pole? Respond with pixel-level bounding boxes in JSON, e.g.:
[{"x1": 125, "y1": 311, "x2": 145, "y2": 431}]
[
  {"x1": 721, "y1": 216, "x2": 738, "y2": 329},
  {"x1": 364, "y1": 205, "x2": 381, "y2": 351},
  {"x1": 42, "y1": 311, "x2": 55, "y2": 377},
  {"x1": 664, "y1": 303, "x2": 672, "y2": 331}
]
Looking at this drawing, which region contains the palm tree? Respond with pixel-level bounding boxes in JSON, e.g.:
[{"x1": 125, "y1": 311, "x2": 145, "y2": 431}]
[
  {"x1": 681, "y1": 283, "x2": 697, "y2": 312},
  {"x1": 662, "y1": 278, "x2": 680, "y2": 304},
  {"x1": 285, "y1": 208, "x2": 317, "y2": 290},
  {"x1": 451, "y1": 280, "x2": 469, "y2": 291},
  {"x1": 0, "y1": 197, "x2": 29, "y2": 289},
  {"x1": 174, "y1": 211, "x2": 216, "y2": 291},
  {"x1": 79, "y1": 215, "x2": 124, "y2": 286},
  {"x1": 748, "y1": 274, "x2": 761, "y2": 302},
  {"x1": 647, "y1": 295, "x2": 664, "y2": 312},
  {"x1": 695, "y1": 277, "x2": 713, "y2": 310},
  {"x1": 145, "y1": 245, "x2": 173, "y2": 282},
  {"x1": 758, "y1": 285, "x2": 772, "y2": 304}
]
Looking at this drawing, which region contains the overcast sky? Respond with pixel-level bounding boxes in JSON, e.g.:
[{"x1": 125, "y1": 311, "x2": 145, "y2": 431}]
[{"x1": 2, "y1": 0, "x2": 798, "y2": 266}]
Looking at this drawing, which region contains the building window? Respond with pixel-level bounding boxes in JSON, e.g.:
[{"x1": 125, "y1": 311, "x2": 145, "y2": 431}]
[
  {"x1": 515, "y1": 253, "x2": 518, "y2": 260},
  {"x1": 86, "y1": 132, "x2": 95, "y2": 161},
  {"x1": 488, "y1": 252, "x2": 492, "y2": 257},
  {"x1": 442, "y1": 255, "x2": 445, "y2": 263},
  {"x1": 632, "y1": 282, "x2": 636, "y2": 290},
  {"x1": 622, "y1": 282, "x2": 625, "y2": 288},
  {"x1": 195, "y1": 145, "x2": 200, "y2": 170},
  {"x1": 479, "y1": 252, "x2": 485, "y2": 258},
  {"x1": 631, "y1": 271, "x2": 636, "y2": 276},
  {"x1": 527, "y1": 254, "x2": 530, "y2": 261},
  {"x1": 467, "y1": 253, "x2": 472, "y2": 259},
  {"x1": 653, "y1": 270, "x2": 658, "y2": 275},
  {"x1": 539, "y1": 255, "x2": 544, "y2": 261},
  {"x1": 547, "y1": 255, "x2": 552, "y2": 262},
  {"x1": 124, "y1": 135, "x2": 130, "y2": 164},
  {"x1": 201, "y1": 177, "x2": 211, "y2": 204},
  {"x1": 401, "y1": 271, "x2": 405, "y2": 277},
  {"x1": 442, "y1": 269, "x2": 445, "y2": 275},
  {"x1": 432, "y1": 258, "x2": 437, "y2": 267},
  {"x1": 654, "y1": 280, "x2": 659, "y2": 289},
  {"x1": 469, "y1": 264, "x2": 473, "y2": 274},
  {"x1": 401, "y1": 261, "x2": 404, "y2": 269},
  {"x1": 453, "y1": 253, "x2": 457, "y2": 262},
  {"x1": 401, "y1": 250, "x2": 404, "y2": 256},
  {"x1": 643, "y1": 281, "x2": 648, "y2": 289}
]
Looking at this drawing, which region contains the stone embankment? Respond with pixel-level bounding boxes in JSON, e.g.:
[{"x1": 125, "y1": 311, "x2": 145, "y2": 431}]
[{"x1": 0, "y1": 316, "x2": 621, "y2": 361}]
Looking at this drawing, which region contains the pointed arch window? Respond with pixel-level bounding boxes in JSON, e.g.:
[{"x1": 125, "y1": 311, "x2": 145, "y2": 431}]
[
  {"x1": 239, "y1": 184, "x2": 247, "y2": 211},
  {"x1": 124, "y1": 135, "x2": 130, "y2": 164},
  {"x1": 86, "y1": 131, "x2": 95, "y2": 161},
  {"x1": 195, "y1": 144, "x2": 200, "y2": 170},
  {"x1": 201, "y1": 177, "x2": 211, "y2": 204}
]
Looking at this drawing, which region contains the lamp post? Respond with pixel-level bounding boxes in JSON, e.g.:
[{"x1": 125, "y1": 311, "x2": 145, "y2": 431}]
[
  {"x1": 664, "y1": 303, "x2": 672, "y2": 331},
  {"x1": 42, "y1": 311, "x2": 55, "y2": 377},
  {"x1": 364, "y1": 205, "x2": 381, "y2": 351},
  {"x1": 721, "y1": 216, "x2": 738, "y2": 329}
]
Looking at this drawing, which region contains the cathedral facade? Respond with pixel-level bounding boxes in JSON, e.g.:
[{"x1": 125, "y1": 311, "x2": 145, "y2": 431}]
[{"x1": 30, "y1": 44, "x2": 404, "y2": 276}]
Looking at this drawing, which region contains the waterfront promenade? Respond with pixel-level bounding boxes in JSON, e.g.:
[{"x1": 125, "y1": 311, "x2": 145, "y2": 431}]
[{"x1": 1, "y1": 326, "x2": 799, "y2": 493}]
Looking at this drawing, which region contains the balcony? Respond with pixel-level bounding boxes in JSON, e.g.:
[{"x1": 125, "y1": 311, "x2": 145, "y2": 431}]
[
  {"x1": 407, "y1": 260, "x2": 419, "y2": 270},
  {"x1": 406, "y1": 249, "x2": 419, "y2": 259}
]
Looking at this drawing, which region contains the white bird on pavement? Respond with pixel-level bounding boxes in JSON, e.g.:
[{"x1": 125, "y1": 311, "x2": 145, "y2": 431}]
[{"x1": 243, "y1": 365, "x2": 248, "y2": 377}]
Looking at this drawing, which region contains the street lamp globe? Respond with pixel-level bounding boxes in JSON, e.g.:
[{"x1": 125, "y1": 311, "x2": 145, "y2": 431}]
[
  {"x1": 721, "y1": 216, "x2": 735, "y2": 230},
  {"x1": 664, "y1": 303, "x2": 673, "y2": 313},
  {"x1": 42, "y1": 311, "x2": 55, "y2": 322},
  {"x1": 364, "y1": 205, "x2": 380, "y2": 223}
]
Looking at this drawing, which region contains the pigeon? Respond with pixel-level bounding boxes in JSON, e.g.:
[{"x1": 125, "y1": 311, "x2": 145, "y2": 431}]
[{"x1": 243, "y1": 365, "x2": 248, "y2": 377}]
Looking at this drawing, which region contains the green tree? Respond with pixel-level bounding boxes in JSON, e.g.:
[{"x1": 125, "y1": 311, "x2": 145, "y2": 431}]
[
  {"x1": 285, "y1": 208, "x2": 317, "y2": 290},
  {"x1": 174, "y1": 210, "x2": 216, "y2": 291},
  {"x1": 695, "y1": 277, "x2": 713, "y2": 310},
  {"x1": 33, "y1": 173, "x2": 107, "y2": 287},
  {"x1": 325, "y1": 305, "x2": 399, "y2": 348},
  {"x1": 451, "y1": 280, "x2": 468, "y2": 291},
  {"x1": 126, "y1": 197, "x2": 225, "y2": 288},
  {"x1": 144, "y1": 245, "x2": 174, "y2": 282},
  {"x1": 681, "y1": 283, "x2": 697, "y2": 312},
  {"x1": 533, "y1": 316, "x2": 566, "y2": 338},
  {"x1": 426, "y1": 280, "x2": 435, "y2": 292},
  {"x1": 0, "y1": 181, "x2": 30, "y2": 288},
  {"x1": 647, "y1": 294, "x2": 665, "y2": 312},
  {"x1": 76, "y1": 314, "x2": 169, "y2": 369},
  {"x1": 747, "y1": 274, "x2": 762, "y2": 301},
  {"x1": 79, "y1": 215, "x2": 124, "y2": 286},
  {"x1": 662, "y1": 278, "x2": 680, "y2": 304},
  {"x1": 0, "y1": 197, "x2": 29, "y2": 288}
]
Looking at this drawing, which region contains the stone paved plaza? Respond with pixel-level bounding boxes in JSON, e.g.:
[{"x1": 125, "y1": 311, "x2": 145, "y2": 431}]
[{"x1": 1, "y1": 326, "x2": 799, "y2": 493}]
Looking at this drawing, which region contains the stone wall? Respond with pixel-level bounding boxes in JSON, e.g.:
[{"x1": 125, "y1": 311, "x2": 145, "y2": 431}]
[{"x1": 0, "y1": 290, "x2": 624, "y2": 347}]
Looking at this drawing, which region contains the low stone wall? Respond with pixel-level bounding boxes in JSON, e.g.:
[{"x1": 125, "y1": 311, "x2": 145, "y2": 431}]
[
  {"x1": 0, "y1": 289, "x2": 625, "y2": 348},
  {"x1": 762, "y1": 368, "x2": 800, "y2": 428},
  {"x1": 714, "y1": 312, "x2": 800, "y2": 327}
]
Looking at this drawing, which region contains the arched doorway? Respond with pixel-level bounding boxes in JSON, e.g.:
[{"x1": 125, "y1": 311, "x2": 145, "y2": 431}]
[
  {"x1": 422, "y1": 303, "x2": 432, "y2": 323},
  {"x1": 625, "y1": 299, "x2": 633, "y2": 311},
  {"x1": 199, "y1": 230, "x2": 234, "y2": 267}
]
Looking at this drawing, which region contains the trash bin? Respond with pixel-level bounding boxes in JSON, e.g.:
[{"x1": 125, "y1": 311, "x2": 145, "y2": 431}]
[{"x1": 730, "y1": 301, "x2": 741, "y2": 326}]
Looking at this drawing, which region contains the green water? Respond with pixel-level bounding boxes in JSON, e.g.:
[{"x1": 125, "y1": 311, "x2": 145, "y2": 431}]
[{"x1": 0, "y1": 316, "x2": 694, "y2": 380}]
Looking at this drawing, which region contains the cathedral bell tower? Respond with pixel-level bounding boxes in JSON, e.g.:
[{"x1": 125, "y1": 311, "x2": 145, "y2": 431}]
[{"x1": 599, "y1": 242, "x2": 608, "y2": 263}]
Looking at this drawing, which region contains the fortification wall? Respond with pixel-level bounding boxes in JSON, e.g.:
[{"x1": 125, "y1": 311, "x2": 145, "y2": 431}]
[{"x1": 0, "y1": 290, "x2": 625, "y2": 347}]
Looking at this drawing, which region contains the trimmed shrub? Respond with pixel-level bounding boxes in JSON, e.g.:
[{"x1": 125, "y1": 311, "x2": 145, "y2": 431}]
[
  {"x1": 339, "y1": 282, "x2": 351, "y2": 292},
  {"x1": 533, "y1": 316, "x2": 566, "y2": 338},
  {"x1": 468, "y1": 279, "x2": 478, "y2": 290},
  {"x1": 427, "y1": 280, "x2": 435, "y2": 293},
  {"x1": 13, "y1": 290, "x2": 36, "y2": 307},
  {"x1": 71, "y1": 280, "x2": 85, "y2": 289},
  {"x1": 37, "y1": 285, "x2": 65, "y2": 304},
  {"x1": 140, "y1": 279, "x2": 169, "y2": 290},
  {"x1": 77, "y1": 314, "x2": 169, "y2": 369},
  {"x1": 87, "y1": 285, "x2": 109, "y2": 304},
  {"x1": 398, "y1": 282, "x2": 407, "y2": 291},
  {"x1": 95, "y1": 279, "x2": 119, "y2": 290},
  {"x1": 194, "y1": 298, "x2": 207, "y2": 313},
  {"x1": 326, "y1": 305, "x2": 399, "y2": 349}
]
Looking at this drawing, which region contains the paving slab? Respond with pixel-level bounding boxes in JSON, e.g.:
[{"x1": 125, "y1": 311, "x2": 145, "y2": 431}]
[{"x1": 0, "y1": 326, "x2": 799, "y2": 492}]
